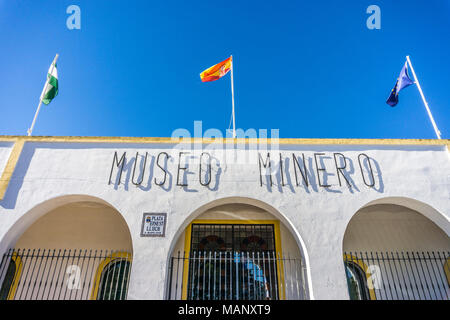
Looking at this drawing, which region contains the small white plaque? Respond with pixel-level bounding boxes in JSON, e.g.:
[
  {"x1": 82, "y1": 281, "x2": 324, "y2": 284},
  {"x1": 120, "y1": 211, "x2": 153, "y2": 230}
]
[{"x1": 140, "y1": 213, "x2": 167, "y2": 237}]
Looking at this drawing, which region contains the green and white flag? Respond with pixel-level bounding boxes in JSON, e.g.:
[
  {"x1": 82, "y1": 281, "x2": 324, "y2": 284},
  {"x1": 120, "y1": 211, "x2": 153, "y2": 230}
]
[
  {"x1": 41, "y1": 61, "x2": 58, "y2": 105},
  {"x1": 27, "y1": 54, "x2": 59, "y2": 136}
]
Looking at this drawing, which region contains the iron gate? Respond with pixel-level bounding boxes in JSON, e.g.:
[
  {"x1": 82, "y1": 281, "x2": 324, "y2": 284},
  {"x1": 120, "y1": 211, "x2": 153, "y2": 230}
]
[
  {"x1": 0, "y1": 248, "x2": 132, "y2": 300},
  {"x1": 167, "y1": 250, "x2": 307, "y2": 300},
  {"x1": 344, "y1": 251, "x2": 450, "y2": 300}
]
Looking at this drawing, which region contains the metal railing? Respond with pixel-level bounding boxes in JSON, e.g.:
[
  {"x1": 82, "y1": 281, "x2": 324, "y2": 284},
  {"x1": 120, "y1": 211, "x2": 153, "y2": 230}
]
[
  {"x1": 0, "y1": 248, "x2": 132, "y2": 300},
  {"x1": 344, "y1": 251, "x2": 450, "y2": 300},
  {"x1": 167, "y1": 250, "x2": 307, "y2": 300}
]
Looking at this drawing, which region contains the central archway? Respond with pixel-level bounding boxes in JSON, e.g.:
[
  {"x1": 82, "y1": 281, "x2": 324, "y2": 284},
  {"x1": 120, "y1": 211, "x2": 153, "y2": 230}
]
[{"x1": 165, "y1": 197, "x2": 311, "y2": 300}]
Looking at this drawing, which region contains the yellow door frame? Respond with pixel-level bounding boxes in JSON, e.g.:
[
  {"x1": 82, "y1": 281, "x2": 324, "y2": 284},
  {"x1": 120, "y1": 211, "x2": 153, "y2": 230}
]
[
  {"x1": 343, "y1": 253, "x2": 377, "y2": 300},
  {"x1": 181, "y1": 219, "x2": 285, "y2": 300},
  {"x1": 90, "y1": 251, "x2": 132, "y2": 300},
  {"x1": 3, "y1": 252, "x2": 23, "y2": 300},
  {"x1": 444, "y1": 258, "x2": 450, "y2": 287}
]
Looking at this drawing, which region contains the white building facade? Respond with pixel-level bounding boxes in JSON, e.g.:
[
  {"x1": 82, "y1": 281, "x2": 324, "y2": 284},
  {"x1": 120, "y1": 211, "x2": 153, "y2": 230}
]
[{"x1": 0, "y1": 136, "x2": 448, "y2": 300}]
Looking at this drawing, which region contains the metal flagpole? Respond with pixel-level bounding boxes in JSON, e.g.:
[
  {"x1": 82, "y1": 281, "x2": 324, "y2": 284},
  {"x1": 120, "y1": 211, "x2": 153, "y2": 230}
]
[
  {"x1": 27, "y1": 53, "x2": 59, "y2": 136},
  {"x1": 406, "y1": 55, "x2": 442, "y2": 140},
  {"x1": 230, "y1": 55, "x2": 236, "y2": 138}
]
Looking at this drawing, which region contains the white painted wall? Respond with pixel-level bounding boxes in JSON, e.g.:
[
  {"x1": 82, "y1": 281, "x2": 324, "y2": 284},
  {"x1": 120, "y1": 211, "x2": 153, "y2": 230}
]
[{"x1": 0, "y1": 140, "x2": 448, "y2": 300}]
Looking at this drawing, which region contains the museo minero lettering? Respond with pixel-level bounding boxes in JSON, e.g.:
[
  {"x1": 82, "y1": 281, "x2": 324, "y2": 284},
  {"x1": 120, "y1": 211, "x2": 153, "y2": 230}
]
[{"x1": 108, "y1": 150, "x2": 381, "y2": 191}]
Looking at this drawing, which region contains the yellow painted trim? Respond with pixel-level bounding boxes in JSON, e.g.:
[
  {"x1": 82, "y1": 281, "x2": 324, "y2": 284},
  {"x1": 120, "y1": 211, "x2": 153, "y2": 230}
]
[
  {"x1": 181, "y1": 219, "x2": 285, "y2": 300},
  {"x1": 343, "y1": 254, "x2": 376, "y2": 300},
  {"x1": 444, "y1": 258, "x2": 450, "y2": 287},
  {"x1": 0, "y1": 135, "x2": 447, "y2": 146},
  {"x1": 0, "y1": 138, "x2": 25, "y2": 201},
  {"x1": 90, "y1": 252, "x2": 132, "y2": 300},
  {"x1": 273, "y1": 220, "x2": 285, "y2": 300},
  {"x1": 5, "y1": 252, "x2": 23, "y2": 300},
  {"x1": 181, "y1": 223, "x2": 192, "y2": 300}
]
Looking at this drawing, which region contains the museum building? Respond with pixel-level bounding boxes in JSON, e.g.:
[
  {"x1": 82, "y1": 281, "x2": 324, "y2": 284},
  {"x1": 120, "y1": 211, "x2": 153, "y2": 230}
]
[{"x1": 0, "y1": 135, "x2": 448, "y2": 300}]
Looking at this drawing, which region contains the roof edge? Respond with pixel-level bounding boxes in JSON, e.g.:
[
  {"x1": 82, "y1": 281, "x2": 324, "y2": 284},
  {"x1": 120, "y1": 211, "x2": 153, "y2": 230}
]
[{"x1": 0, "y1": 135, "x2": 448, "y2": 146}]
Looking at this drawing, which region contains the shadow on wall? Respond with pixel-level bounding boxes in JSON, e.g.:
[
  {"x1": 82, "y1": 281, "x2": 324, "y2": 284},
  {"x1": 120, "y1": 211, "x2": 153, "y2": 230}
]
[
  {"x1": 0, "y1": 145, "x2": 36, "y2": 209},
  {"x1": 0, "y1": 144, "x2": 224, "y2": 209},
  {"x1": 260, "y1": 153, "x2": 384, "y2": 194},
  {"x1": 1, "y1": 144, "x2": 387, "y2": 210},
  {"x1": 108, "y1": 151, "x2": 222, "y2": 193}
]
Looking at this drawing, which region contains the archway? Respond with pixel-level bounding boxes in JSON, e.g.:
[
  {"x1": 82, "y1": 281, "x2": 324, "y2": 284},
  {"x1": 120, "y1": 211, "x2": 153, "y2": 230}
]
[
  {"x1": 342, "y1": 197, "x2": 450, "y2": 300},
  {"x1": 165, "y1": 197, "x2": 311, "y2": 300},
  {"x1": 0, "y1": 195, "x2": 133, "y2": 300}
]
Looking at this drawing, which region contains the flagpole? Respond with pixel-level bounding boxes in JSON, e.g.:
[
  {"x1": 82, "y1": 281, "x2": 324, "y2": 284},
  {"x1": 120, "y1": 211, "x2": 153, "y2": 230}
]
[
  {"x1": 27, "y1": 54, "x2": 59, "y2": 136},
  {"x1": 406, "y1": 55, "x2": 442, "y2": 139},
  {"x1": 230, "y1": 55, "x2": 236, "y2": 138}
]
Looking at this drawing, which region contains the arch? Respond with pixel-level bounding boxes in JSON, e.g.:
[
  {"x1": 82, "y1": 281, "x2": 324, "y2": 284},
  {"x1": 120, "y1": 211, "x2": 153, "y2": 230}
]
[
  {"x1": 165, "y1": 196, "x2": 313, "y2": 300},
  {"x1": 0, "y1": 194, "x2": 133, "y2": 300},
  {"x1": 0, "y1": 194, "x2": 133, "y2": 253},
  {"x1": 356, "y1": 196, "x2": 449, "y2": 236},
  {"x1": 342, "y1": 196, "x2": 450, "y2": 300}
]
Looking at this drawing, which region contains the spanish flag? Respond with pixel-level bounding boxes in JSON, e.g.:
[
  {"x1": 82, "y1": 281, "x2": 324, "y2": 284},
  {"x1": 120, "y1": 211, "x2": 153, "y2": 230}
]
[{"x1": 200, "y1": 56, "x2": 232, "y2": 82}]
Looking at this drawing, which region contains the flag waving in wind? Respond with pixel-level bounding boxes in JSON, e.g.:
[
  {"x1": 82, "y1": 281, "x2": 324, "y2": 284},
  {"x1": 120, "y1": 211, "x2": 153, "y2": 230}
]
[
  {"x1": 384, "y1": 56, "x2": 442, "y2": 139},
  {"x1": 199, "y1": 56, "x2": 237, "y2": 138},
  {"x1": 41, "y1": 60, "x2": 59, "y2": 105},
  {"x1": 200, "y1": 56, "x2": 232, "y2": 82},
  {"x1": 27, "y1": 54, "x2": 59, "y2": 136},
  {"x1": 386, "y1": 61, "x2": 414, "y2": 107}
]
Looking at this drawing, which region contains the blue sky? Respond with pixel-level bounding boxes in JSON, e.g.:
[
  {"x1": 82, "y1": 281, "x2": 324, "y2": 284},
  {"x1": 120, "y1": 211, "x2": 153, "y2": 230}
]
[{"x1": 0, "y1": 0, "x2": 449, "y2": 139}]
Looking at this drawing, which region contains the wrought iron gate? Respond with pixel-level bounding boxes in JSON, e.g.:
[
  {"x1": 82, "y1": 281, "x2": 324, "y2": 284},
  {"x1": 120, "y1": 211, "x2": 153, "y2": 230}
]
[
  {"x1": 167, "y1": 250, "x2": 307, "y2": 300},
  {"x1": 0, "y1": 248, "x2": 132, "y2": 300},
  {"x1": 344, "y1": 251, "x2": 450, "y2": 300}
]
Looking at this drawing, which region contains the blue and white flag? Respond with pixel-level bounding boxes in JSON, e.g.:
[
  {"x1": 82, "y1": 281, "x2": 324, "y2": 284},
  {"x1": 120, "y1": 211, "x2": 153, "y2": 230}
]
[{"x1": 386, "y1": 62, "x2": 415, "y2": 107}]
